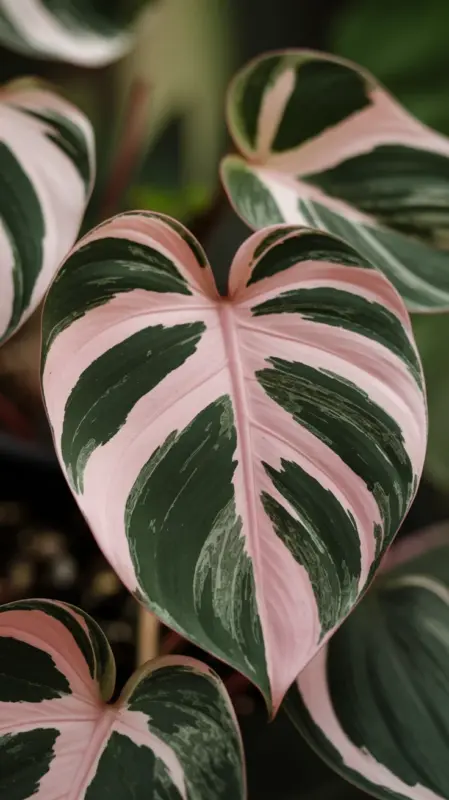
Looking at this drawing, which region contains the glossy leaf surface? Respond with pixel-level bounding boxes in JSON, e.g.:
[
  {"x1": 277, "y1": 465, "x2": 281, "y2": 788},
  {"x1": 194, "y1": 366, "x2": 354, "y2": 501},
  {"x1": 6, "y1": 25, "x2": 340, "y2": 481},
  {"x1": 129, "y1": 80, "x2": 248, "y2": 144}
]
[
  {"x1": 0, "y1": 81, "x2": 95, "y2": 344},
  {"x1": 0, "y1": 599, "x2": 245, "y2": 799},
  {"x1": 41, "y1": 212, "x2": 427, "y2": 712},
  {"x1": 286, "y1": 539, "x2": 449, "y2": 800},
  {"x1": 0, "y1": 0, "x2": 138, "y2": 66},
  {"x1": 222, "y1": 50, "x2": 449, "y2": 312}
]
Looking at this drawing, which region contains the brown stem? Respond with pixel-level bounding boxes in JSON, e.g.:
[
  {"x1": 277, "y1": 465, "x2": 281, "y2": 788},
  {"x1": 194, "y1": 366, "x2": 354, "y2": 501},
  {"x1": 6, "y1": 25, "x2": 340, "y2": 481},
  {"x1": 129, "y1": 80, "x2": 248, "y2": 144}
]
[
  {"x1": 225, "y1": 671, "x2": 250, "y2": 696},
  {"x1": 0, "y1": 391, "x2": 35, "y2": 440},
  {"x1": 187, "y1": 187, "x2": 228, "y2": 246},
  {"x1": 99, "y1": 78, "x2": 152, "y2": 221},
  {"x1": 160, "y1": 630, "x2": 186, "y2": 655},
  {"x1": 136, "y1": 606, "x2": 160, "y2": 667}
]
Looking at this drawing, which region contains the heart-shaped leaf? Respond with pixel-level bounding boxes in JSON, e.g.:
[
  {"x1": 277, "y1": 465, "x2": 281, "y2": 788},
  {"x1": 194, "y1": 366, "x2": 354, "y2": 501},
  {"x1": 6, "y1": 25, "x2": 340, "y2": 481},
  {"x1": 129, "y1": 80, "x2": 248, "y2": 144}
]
[
  {"x1": 221, "y1": 50, "x2": 449, "y2": 312},
  {"x1": 285, "y1": 533, "x2": 449, "y2": 800},
  {"x1": 0, "y1": 0, "x2": 140, "y2": 66},
  {"x1": 0, "y1": 81, "x2": 95, "y2": 345},
  {"x1": 0, "y1": 599, "x2": 245, "y2": 799},
  {"x1": 41, "y1": 212, "x2": 427, "y2": 713}
]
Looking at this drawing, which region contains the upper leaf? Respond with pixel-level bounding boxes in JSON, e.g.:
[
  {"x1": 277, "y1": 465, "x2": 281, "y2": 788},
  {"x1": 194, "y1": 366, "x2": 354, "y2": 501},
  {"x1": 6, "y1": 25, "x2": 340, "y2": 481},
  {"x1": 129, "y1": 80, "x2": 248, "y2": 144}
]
[
  {"x1": 0, "y1": 598, "x2": 245, "y2": 799},
  {"x1": 0, "y1": 81, "x2": 95, "y2": 345},
  {"x1": 0, "y1": 0, "x2": 140, "y2": 66},
  {"x1": 285, "y1": 535, "x2": 449, "y2": 800},
  {"x1": 41, "y1": 212, "x2": 427, "y2": 713},
  {"x1": 222, "y1": 49, "x2": 449, "y2": 312}
]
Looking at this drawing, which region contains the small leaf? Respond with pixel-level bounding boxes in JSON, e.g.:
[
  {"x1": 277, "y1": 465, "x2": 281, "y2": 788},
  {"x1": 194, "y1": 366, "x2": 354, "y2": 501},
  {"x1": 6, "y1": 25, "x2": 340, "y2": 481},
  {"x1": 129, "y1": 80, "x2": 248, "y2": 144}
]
[
  {"x1": 41, "y1": 212, "x2": 427, "y2": 712},
  {"x1": 0, "y1": 81, "x2": 95, "y2": 344},
  {"x1": 0, "y1": 598, "x2": 245, "y2": 799},
  {"x1": 285, "y1": 537, "x2": 449, "y2": 800},
  {"x1": 222, "y1": 49, "x2": 449, "y2": 312},
  {"x1": 0, "y1": 0, "x2": 141, "y2": 67}
]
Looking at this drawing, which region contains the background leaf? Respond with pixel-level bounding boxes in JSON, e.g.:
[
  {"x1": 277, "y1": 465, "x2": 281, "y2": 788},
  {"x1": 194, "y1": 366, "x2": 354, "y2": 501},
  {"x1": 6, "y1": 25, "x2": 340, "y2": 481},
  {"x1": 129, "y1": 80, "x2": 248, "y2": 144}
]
[
  {"x1": 222, "y1": 50, "x2": 449, "y2": 312},
  {"x1": 0, "y1": 0, "x2": 149, "y2": 67},
  {"x1": 285, "y1": 535, "x2": 449, "y2": 800},
  {"x1": 0, "y1": 81, "x2": 95, "y2": 345},
  {"x1": 330, "y1": 2, "x2": 449, "y2": 492}
]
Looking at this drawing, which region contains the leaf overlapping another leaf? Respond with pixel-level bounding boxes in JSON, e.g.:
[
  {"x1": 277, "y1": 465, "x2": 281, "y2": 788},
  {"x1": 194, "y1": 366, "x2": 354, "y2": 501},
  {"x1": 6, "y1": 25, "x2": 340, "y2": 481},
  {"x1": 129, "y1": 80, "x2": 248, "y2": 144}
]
[{"x1": 41, "y1": 211, "x2": 427, "y2": 712}]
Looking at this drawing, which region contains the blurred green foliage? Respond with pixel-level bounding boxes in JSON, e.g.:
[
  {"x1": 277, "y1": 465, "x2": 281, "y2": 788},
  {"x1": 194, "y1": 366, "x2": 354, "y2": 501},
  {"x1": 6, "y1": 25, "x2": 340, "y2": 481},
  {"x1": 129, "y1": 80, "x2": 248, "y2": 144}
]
[
  {"x1": 332, "y1": 0, "x2": 449, "y2": 133},
  {"x1": 129, "y1": 184, "x2": 212, "y2": 222},
  {"x1": 331, "y1": 0, "x2": 449, "y2": 493}
]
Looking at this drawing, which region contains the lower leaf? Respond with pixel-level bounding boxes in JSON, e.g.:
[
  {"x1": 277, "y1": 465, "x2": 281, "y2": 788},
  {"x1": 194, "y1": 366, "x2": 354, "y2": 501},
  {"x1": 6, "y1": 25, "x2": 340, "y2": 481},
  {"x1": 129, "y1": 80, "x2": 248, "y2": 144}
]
[
  {"x1": 285, "y1": 542, "x2": 449, "y2": 800},
  {"x1": 0, "y1": 599, "x2": 246, "y2": 799}
]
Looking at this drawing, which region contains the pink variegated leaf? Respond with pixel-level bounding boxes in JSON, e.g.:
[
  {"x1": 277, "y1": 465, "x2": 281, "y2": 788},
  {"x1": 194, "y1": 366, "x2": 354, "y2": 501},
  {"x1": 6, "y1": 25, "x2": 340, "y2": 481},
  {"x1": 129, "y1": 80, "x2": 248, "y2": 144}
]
[
  {"x1": 286, "y1": 526, "x2": 449, "y2": 800},
  {"x1": 0, "y1": 0, "x2": 144, "y2": 66},
  {"x1": 0, "y1": 599, "x2": 245, "y2": 799},
  {"x1": 41, "y1": 212, "x2": 427, "y2": 712},
  {"x1": 222, "y1": 49, "x2": 449, "y2": 312},
  {"x1": 0, "y1": 80, "x2": 95, "y2": 344}
]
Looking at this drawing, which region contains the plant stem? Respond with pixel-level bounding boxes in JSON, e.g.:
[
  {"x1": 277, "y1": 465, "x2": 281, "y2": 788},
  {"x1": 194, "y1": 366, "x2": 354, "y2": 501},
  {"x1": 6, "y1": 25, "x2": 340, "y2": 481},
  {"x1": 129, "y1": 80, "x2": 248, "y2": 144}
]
[
  {"x1": 136, "y1": 606, "x2": 160, "y2": 666},
  {"x1": 99, "y1": 78, "x2": 152, "y2": 221},
  {"x1": 160, "y1": 629, "x2": 185, "y2": 655}
]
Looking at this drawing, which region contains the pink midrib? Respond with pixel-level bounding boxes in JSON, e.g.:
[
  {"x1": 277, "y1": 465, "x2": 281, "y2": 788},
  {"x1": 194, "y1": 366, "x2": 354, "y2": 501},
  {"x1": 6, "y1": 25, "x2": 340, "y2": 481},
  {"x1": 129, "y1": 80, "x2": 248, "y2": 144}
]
[
  {"x1": 66, "y1": 704, "x2": 118, "y2": 800},
  {"x1": 217, "y1": 301, "x2": 271, "y2": 683}
]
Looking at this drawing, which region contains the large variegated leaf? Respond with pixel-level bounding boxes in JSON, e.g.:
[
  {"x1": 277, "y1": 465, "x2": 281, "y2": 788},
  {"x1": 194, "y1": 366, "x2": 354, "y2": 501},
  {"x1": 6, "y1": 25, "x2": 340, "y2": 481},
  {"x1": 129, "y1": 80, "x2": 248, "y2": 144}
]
[
  {"x1": 285, "y1": 537, "x2": 449, "y2": 800},
  {"x1": 41, "y1": 212, "x2": 427, "y2": 712},
  {"x1": 0, "y1": 0, "x2": 141, "y2": 66},
  {"x1": 221, "y1": 49, "x2": 449, "y2": 312},
  {"x1": 0, "y1": 598, "x2": 245, "y2": 799},
  {"x1": 0, "y1": 81, "x2": 95, "y2": 345}
]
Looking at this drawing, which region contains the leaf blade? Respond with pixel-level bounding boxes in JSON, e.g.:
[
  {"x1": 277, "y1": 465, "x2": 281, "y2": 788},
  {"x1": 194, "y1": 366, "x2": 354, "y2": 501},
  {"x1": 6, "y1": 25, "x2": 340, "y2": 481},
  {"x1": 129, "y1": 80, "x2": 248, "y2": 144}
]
[
  {"x1": 285, "y1": 543, "x2": 449, "y2": 800},
  {"x1": 41, "y1": 213, "x2": 427, "y2": 712},
  {"x1": 0, "y1": 600, "x2": 246, "y2": 799},
  {"x1": 223, "y1": 49, "x2": 449, "y2": 312},
  {"x1": 0, "y1": 0, "x2": 136, "y2": 66},
  {"x1": 0, "y1": 83, "x2": 95, "y2": 343}
]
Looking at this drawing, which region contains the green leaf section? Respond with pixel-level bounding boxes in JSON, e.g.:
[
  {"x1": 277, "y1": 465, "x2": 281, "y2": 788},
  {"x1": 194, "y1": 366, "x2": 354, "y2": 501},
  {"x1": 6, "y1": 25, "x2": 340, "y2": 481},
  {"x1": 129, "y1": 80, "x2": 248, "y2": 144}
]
[
  {"x1": 306, "y1": 145, "x2": 449, "y2": 241},
  {"x1": 271, "y1": 58, "x2": 369, "y2": 154},
  {"x1": 0, "y1": 729, "x2": 59, "y2": 800},
  {"x1": 261, "y1": 456, "x2": 360, "y2": 636},
  {"x1": 0, "y1": 142, "x2": 44, "y2": 341},
  {"x1": 125, "y1": 395, "x2": 269, "y2": 704},
  {"x1": 0, "y1": 638, "x2": 70, "y2": 702},
  {"x1": 125, "y1": 663, "x2": 245, "y2": 799},
  {"x1": 286, "y1": 546, "x2": 449, "y2": 800},
  {"x1": 259, "y1": 357, "x2": 413, "y2": 553},
  {"x1": 298, "y1": 199, "x2": 449, "y2": 312},
  {"x1": 41, "y1": 232, "x2": 193, "y2": 363},
  {"x1": 61, "y1": 322, "x2": 205, "y2": 493},
  {"x1": 221, "y1": 156, "x2": 283, "y2": 228},
  {"x1": 227, "y1": 53, "x2": 371, "y2": 156}
]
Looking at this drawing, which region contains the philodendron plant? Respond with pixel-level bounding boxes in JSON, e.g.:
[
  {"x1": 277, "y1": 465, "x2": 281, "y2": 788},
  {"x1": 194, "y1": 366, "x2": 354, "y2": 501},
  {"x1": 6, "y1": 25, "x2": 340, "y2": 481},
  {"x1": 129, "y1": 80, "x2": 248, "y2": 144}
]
[{"x1": 2, "y1": 9, "x2": 449, "y2": 795}]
